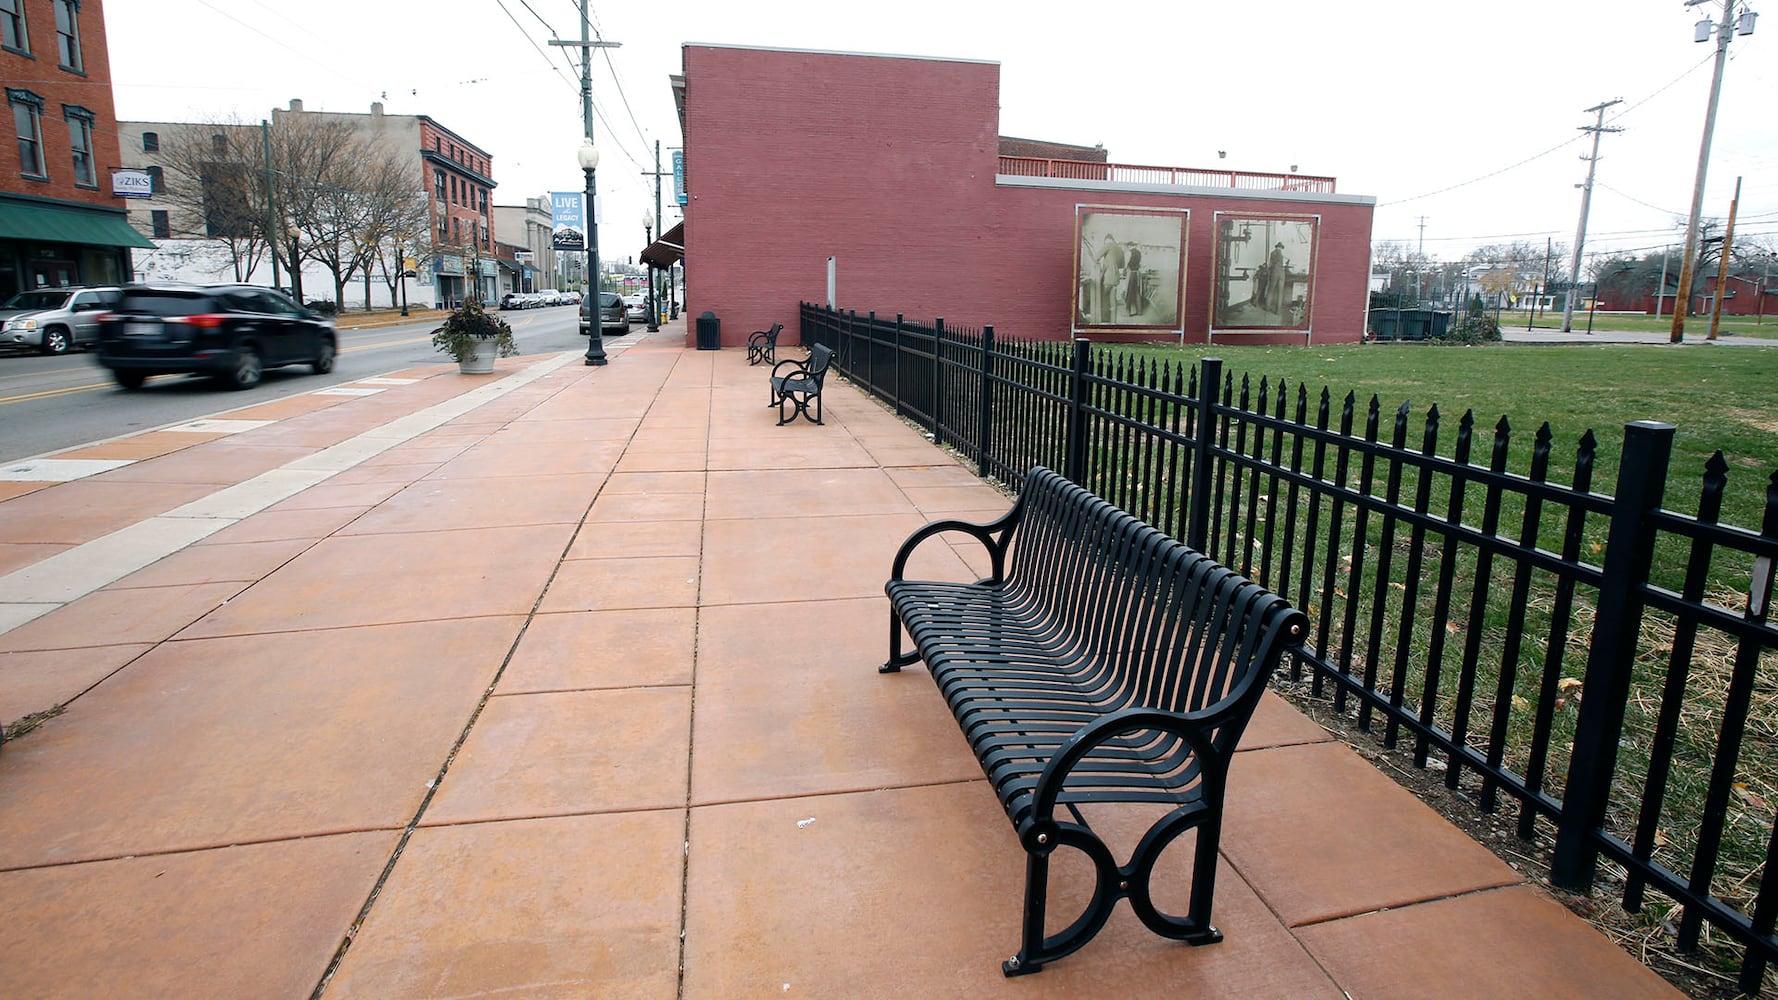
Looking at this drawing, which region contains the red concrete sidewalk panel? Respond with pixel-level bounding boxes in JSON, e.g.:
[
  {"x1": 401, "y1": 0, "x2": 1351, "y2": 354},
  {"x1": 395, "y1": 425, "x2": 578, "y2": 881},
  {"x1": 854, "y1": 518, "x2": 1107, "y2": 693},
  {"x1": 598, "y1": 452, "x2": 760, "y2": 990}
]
[
  {"x1": 0, "y1": 831, "x2": 397, "y2": 1000},
  {"x1": 700, "y1": 512, "x2": 968, "y2": 606},
  {"x1": 691, "y1": 597, "x2": 981, "y2": 805},
  {"x1": 421, "y1": 686, "x2": 690, "y2": 826},
  {"x1": 326, "y1": 812, "x2": 684, "y2": 998},
  {"x1": 683, "y1": 784, "x2": 1343, "y2": 998},
  {"x1": 0, "y1": 617, "x2": 520, "y2": 868},
  {"x1": 177, "y1": 523, "x2": 572, "y2": 637},
  {"x1": 1295, "y1": 884, "x2": 1684, "y2": 999},
  {"x1": 0, "y1": 642, "x2": 150, "y2": 727},
  {"x1": 499, "y1": 607, "x2": 696, "y2": 693},
  {"x1": 1220, "y1": 740, "x2": 1524, "y2": 927}
]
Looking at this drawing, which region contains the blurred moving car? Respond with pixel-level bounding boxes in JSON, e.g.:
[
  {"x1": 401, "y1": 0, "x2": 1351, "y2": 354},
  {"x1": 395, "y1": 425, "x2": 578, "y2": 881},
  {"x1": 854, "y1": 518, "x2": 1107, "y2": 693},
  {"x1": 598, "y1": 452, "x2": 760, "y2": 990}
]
[
  {"x1": 0, "y1": 286, "x2": 123, "y2": 354},
  {"x1": 95, "y1": 284, "x2": 337, "y2": 390},
  {"x1": 578, "y1": 291, "x2": 630, "y2": 336}
]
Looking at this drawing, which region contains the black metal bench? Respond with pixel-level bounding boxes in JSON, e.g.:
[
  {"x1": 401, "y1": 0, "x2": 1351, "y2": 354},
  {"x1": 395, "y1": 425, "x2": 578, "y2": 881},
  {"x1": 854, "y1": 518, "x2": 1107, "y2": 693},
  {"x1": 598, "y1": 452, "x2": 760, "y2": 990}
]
[
  {"x1": 768, "y1": 343, "x2": 832, "y2": 425},
  {"x1": 747, "y1": 322, "x2": 784, "y2": 366},
  {"x1": 881, "y1": 466, "x2": 1306, "y2": 976}
]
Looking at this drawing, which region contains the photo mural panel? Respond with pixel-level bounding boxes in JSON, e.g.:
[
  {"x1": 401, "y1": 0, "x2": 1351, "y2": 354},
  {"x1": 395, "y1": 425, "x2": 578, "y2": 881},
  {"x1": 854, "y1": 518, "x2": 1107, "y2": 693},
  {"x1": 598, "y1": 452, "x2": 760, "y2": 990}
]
[
  {"x1": 1073, "y1": 206, "x2": 1187, "y2": 337},
  {"x1": 1212, "y1": 214, "x2": 1319, "y2": 331}
]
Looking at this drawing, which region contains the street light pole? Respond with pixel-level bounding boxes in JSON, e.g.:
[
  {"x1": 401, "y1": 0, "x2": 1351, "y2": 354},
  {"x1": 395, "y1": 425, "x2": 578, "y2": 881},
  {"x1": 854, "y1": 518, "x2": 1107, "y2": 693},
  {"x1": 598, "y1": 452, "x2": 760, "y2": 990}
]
[
  {"x1": 643, "y1": 211, "x2": 658, "y2": 332},
  {"x1": 1672, "y1": 0, "x2": 1754, "y2": 343},
  {"x1": 547, "y1": 2, "x2": 620, "y2": 366},
  {"x1": 580, "y1": 141, "x2": 607, "y2": 366}
]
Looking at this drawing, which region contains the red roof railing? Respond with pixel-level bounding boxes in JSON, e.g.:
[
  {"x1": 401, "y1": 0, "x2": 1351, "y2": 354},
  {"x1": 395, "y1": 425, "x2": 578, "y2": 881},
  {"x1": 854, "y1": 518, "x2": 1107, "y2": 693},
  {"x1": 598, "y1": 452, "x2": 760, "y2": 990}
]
[{"x1": 997, "y1": 156, "x2": 1336, "y2": 193}]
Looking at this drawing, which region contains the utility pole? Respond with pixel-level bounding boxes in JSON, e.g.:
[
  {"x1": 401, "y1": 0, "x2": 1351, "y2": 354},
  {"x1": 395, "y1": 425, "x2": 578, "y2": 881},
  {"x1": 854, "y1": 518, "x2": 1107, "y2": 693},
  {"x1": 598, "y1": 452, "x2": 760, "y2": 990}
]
[
  {"x1": 1416, "y1": 216, "x2": 1427, "y2": 256},
  {"x1": 641, "y1": 140, "x2": 669, "y2": 330},
  {"x1": 1707, "y1": 175, "x2": 1741, "y2": 341},
  {"x1": 1561, "y1": 99, "x2": 1621, "y2": 333},
  {"x1": 1672, "y1": 0, "x2": 1755, "y2": 343},
  {"x1": 549, "y1": 6, "x2": 620, "y2": 364}
]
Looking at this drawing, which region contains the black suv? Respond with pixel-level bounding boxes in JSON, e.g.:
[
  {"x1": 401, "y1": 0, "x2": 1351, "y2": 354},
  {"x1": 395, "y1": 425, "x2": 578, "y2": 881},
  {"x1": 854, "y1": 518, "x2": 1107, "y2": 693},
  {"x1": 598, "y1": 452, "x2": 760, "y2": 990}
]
[{"x1": 95, "y1": 284, "x2": 337, "y2": 390}]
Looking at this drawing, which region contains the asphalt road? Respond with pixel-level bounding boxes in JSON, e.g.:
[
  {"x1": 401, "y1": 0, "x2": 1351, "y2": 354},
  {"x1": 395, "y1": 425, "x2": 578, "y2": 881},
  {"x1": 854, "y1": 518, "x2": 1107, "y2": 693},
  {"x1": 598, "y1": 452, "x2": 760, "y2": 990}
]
[{"x1": 0, "y1": 305, "x2": 593, "y2": 464}]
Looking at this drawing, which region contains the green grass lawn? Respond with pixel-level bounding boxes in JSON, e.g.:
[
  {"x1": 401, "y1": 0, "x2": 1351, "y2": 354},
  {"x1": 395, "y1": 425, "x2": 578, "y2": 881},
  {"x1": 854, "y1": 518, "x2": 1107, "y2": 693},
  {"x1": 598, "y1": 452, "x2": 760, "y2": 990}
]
[
  {"x1": 1495, "y1": 309, "x2": 1777, "y2": 340},
  {"x1": 1117, "y1": 339, "x2": 1778, "y2": 535}
]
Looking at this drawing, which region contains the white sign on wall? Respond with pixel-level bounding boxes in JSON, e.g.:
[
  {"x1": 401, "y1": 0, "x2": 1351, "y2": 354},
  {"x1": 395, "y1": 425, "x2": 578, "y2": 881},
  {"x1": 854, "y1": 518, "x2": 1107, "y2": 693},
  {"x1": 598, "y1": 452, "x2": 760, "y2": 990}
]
[{"x1": 112, "y1": 169, "x2": 154, "y2": 198}]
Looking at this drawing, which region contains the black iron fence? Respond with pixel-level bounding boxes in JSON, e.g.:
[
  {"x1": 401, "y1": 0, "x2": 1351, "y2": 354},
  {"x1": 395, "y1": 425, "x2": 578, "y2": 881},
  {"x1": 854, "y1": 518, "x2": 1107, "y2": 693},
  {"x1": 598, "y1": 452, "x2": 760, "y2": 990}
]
[{"x1": 803, "y1": 302, "x2": 1778, "y2": 991}]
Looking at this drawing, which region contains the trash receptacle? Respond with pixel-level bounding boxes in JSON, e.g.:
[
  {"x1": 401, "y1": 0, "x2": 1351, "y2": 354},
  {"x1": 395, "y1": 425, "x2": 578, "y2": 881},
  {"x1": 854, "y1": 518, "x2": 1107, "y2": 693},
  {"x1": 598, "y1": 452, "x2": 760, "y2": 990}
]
[{"x1": 695, "y1": 310, "x2": 720, "y2": 351}]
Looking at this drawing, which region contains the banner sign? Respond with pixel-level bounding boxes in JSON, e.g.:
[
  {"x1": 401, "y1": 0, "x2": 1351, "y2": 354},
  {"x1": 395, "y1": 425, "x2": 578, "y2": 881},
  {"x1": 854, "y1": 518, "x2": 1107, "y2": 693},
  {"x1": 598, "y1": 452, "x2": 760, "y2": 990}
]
[
  {"x1": 672, "y1": 151, "x2": 687, "y2": 206},
  {"x1": 550, "y1": 191, "x2": 585, "y2": 251},
  {"x1": 111, "y1": 169, "x2": 154, "y2": 198}
]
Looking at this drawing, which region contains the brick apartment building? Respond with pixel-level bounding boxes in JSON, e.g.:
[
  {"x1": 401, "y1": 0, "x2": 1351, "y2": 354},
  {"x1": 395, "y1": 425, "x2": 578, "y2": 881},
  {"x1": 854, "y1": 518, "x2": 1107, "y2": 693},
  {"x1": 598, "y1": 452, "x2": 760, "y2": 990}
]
[
  {"x1": 0, "y1": 0, "x2": 151, "y2": 298},
  {"x1": 117, "y1": 100, "x2": 498, "y2": 309}
]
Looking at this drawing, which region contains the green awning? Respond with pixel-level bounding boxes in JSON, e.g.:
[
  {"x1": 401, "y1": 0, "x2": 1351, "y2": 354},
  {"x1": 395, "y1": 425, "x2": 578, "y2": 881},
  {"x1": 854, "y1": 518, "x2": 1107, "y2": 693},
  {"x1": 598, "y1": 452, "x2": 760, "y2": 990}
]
[{"x1": 0, "y1": 198, "x2": 156, "y2": 250}]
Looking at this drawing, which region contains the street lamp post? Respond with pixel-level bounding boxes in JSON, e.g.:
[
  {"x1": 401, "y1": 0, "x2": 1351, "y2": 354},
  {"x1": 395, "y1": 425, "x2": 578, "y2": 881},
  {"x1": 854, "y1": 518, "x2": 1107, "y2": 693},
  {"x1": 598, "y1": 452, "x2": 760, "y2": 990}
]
[
  {"x1": 396, "y1": 233, "x2": 409, "y2": 317},
  {"x1": 643, "y1": 210, "x2": 659, "y2": 332},
  {"x1": 581, "y1": 140, "x2": 608, "y2": 366}
]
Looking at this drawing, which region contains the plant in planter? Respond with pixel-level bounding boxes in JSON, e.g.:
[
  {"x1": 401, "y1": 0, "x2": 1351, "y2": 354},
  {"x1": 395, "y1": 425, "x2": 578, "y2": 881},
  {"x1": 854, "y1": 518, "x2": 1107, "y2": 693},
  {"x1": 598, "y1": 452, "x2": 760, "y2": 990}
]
[{"x1": 431, "y1": 299, "x2": 518, "y2": 373}]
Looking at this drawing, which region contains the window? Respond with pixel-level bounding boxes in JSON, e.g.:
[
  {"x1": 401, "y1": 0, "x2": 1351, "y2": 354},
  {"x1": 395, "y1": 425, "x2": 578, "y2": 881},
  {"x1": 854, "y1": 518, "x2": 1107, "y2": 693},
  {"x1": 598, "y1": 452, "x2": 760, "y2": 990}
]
[
  {"x1": 150, "y1": 210, "x2": 170, "y2": 239},
  {"x1": 0, "y1": 0, "x2": 25, "y2": 52},
  {"x1": 142, "y1": 130, "x2": 159, "y2": 152},
  {"x1": 437, "y1": 220, "x2": 447, "y2": 242},
  {"x1": 9, "y1": 89, "x2": 44, "y2": 177},
  {"x1": 64, "y1": 105, "x2": 94, "y2": 185},
  {"x1": 212, "y1": 133, "x2": 226, "y2": 156},
  {"x1": 52, "y1": 0, "x2": 79, "y2": 71},
  {"x1": 145, "y1": 164, "x2": 163, "y2": 192},
  {"x1": 434, "y1": 168, "x2": 444, "y2": 200},
  {"x1": 452, "y1": 218, "x2": 461, "y2": 243}
]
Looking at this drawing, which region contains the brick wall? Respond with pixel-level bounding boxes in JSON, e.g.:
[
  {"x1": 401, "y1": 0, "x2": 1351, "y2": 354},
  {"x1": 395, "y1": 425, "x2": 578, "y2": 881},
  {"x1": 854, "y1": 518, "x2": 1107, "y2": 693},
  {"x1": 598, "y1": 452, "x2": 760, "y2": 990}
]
[
  {"x1": 682, "y1": 45, "x2": 1374, "y2": 348},
  {"x1": 1, "y1": 0, "x2": 124, "y2": 210}
]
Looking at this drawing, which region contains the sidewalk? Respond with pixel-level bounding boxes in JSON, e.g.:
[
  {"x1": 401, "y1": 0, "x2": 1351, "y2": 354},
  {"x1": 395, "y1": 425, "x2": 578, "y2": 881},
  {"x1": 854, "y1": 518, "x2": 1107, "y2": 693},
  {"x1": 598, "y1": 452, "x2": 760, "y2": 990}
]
[{"x1": 0, "y1": 322, "x2": 1681, "y2": 998}]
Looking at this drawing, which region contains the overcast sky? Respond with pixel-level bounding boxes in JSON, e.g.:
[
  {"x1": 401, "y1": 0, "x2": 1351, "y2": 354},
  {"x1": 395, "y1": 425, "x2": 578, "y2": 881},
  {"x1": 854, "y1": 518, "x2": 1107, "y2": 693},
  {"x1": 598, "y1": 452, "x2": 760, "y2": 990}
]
[{"x1": 103, "y1": 0, "x2": 1774, "y2": 271}]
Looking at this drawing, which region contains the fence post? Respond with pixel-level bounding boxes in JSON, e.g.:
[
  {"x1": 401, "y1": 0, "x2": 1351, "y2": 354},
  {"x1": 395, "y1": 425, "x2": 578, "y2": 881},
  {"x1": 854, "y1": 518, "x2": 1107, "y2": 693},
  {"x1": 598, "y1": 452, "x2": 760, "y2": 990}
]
[
  {"x1": 1188, "y1": 357, "x2": 1223, "y2": 552},
  {"x1": 1064, "y1": 338, "x2": 1089, "y2": 484},
  {"x1": 978, "y1": 326, "x2": 995, "y2": 479},
  {"x1": 932, "y1": 318, "x2": 945, "y2": 438},
  {"x1": 1550, "y1": 420, "x2": 1674, "y2": 891}
]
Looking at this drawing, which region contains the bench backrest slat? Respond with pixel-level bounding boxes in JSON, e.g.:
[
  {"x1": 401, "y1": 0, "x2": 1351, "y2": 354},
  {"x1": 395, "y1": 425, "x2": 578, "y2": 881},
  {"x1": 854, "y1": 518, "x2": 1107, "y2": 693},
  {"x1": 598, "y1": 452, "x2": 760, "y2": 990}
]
[{"x1": 1001, "y1": 467, "x2": 1299, "y2": 748}]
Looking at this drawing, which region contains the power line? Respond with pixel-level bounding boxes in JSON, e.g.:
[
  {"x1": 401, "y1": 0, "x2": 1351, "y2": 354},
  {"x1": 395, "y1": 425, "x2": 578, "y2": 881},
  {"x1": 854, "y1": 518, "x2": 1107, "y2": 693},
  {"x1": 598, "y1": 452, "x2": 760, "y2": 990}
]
[{"x1": 1377, "y1": 51, "x2": 1717, "y2": 209}]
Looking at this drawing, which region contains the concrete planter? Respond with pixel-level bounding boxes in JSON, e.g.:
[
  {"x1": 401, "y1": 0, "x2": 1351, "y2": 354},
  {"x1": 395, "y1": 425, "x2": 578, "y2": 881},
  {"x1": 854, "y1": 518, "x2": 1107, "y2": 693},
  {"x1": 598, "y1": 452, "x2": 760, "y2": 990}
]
[{"x1": 458, "y1": 338, "x2": 498, "y2": 374}]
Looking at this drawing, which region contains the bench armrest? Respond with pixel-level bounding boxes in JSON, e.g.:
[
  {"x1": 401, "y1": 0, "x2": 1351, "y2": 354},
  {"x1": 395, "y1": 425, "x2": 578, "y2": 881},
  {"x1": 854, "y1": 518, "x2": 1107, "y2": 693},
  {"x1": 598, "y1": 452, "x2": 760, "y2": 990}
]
[
  {"x1": 1025, "y1": 707, "x2": 1223, "y2": 835},
  {"x1": 770, "y1": 356, "x2": 809, "y2": 378},
  {"x1": 888, "y1": 497, "x2": 1025, "y2": 584}
]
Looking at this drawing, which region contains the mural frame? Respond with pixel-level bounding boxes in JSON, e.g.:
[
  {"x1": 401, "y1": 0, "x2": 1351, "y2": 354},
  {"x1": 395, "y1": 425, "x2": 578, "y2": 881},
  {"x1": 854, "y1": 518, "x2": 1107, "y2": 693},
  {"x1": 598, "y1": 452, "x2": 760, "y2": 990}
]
[
  {"x1": 1210, "y1": 212, "x2": 1320, "y2": 341},
  {"x1": 1072, "y1": 205, "x2": 1188, "y2": 340}
]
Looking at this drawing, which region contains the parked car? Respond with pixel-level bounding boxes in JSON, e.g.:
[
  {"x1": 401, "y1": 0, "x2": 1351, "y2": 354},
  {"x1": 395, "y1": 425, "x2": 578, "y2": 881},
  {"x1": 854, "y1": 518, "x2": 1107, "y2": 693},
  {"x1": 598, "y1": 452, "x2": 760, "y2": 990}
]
[
  {"x1": 94, "y1": 284, "x2": 337, "y2": 390},
  {"x1": 579, "y1": 291, "x2": 630, "y2": 336},
  {"x1": 0, "y1": 286, "x2": 123, "y2": 354},
  {"x1": 623, "y1": 295, "x2": 648, "y2": 323}
]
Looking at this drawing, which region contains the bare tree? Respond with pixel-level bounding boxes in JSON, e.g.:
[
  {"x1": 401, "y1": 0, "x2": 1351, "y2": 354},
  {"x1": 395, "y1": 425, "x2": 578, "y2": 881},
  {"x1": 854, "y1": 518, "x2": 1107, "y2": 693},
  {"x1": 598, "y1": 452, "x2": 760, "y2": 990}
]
[
  {"x1": 155, "y1": 119, "x2": 269, "y2": 282},
  {"x1": 268, "y1": 115, "x2": 364, "y2": 304}
]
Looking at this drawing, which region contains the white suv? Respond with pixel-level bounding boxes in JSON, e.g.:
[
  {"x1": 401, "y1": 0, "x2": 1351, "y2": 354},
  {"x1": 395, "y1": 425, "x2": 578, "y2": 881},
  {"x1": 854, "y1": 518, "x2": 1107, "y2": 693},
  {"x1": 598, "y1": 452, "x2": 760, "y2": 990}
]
[{"x1": 0, "y1": 286, "x2": 124, "y2": 354}]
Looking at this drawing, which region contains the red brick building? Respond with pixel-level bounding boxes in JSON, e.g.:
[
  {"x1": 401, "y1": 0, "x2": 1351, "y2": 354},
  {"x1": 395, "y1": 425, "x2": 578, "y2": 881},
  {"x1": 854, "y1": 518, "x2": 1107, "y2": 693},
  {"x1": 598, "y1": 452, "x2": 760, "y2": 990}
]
[
  {"x1": 0, "y1": 0, "x2": 151, "y2": 297},
  {"x1": 675, "y1": 44, "x2": 1375, "y2": 348}
]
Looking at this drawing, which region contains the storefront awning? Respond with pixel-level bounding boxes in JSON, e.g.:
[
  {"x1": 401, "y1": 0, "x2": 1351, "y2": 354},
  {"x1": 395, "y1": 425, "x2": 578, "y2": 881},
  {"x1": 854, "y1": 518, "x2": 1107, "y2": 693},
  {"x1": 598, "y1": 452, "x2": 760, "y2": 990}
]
[
  {"x1": 640, "y1": 221, "x2": 684, "y2": 268},
  {"x1": 0, "y1": 197, "x2": 156, "y2": 250}
]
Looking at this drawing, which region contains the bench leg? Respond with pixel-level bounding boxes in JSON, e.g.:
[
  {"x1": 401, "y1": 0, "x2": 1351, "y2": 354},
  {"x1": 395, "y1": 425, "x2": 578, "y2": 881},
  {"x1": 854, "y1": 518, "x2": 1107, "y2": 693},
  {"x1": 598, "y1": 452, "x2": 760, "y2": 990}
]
[
  {"x1": 1005, "y1": 823, "x2": 1119, "y2": 977},
  {"x1": 1126, "y1": 804, "x2": 1225, "y2": 946},
  {"x1": 882, "y1": 611, "x2": 918, "y2": 673}
]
